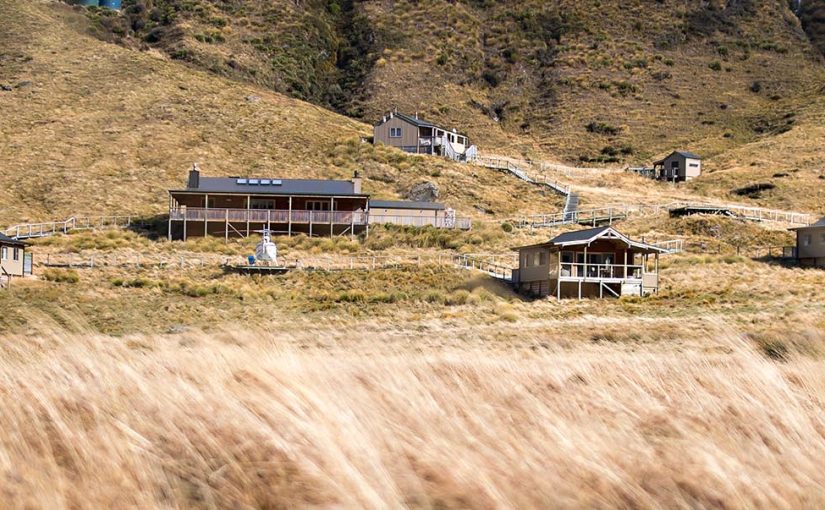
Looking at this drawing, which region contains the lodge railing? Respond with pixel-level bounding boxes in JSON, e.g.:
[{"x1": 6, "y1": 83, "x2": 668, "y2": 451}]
[
  {"x1": 170, "y1": 208, "x2": 473, "y2": 230},
  {"x1": 170, "y1": 208, "x2": 369, "y2": 225}
]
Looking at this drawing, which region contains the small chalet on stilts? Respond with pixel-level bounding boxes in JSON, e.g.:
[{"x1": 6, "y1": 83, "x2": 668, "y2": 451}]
[{"x1": 512, "y1": 226, "x2": 668, "y2": 299}]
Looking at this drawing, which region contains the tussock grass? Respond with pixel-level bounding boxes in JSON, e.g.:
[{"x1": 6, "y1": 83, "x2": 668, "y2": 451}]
[{"x1": 1, "y1": 325, "x2": 825, "y2": 507}]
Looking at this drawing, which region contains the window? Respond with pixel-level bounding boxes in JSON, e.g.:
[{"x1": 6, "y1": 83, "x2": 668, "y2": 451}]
[
  {"x1": 532, "y1": 252, "x2": 541, "y2": 267},
  {"x1": 820, "y1": 233, "x2": 825, "y2": 244},
  {"x1": 306, "y1": 201, "x2": 331, "y2": 211},
  {"x1": 0, "y1": 246, "x2": 6, "y2": 260},
  {"x1": 250, "y1": 199, "x2": 275, "y2": 210},
  {"x1": 689, "y1": 163, "x2": 699, "y2": 167},
  {"x1": 802, "y1": 234, "x2": 812, "y2": 247},
  {"x1": 389, "y1": 127, "x2": 402, "y2": 138},
  {"x1": 13, "y1": 247, "x2": 19, "y2": 261}
]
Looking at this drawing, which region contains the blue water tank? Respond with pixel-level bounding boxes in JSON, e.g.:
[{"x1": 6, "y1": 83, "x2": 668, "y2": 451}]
[
  {"x1": 75, "y1": 0, "x2": 99, "y2": 6},
  {"x1": 99, "y1": 0, "x2": 121, "y2": 9}
]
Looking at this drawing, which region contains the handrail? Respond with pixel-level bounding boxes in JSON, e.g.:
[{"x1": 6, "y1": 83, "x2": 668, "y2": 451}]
[
  {"x1": 560, "y1": 262, "x2": 645, "y2": 280},
  {"x1": 3, "y1": 215, "x2": 134, "y2": 239},
  {"x1": 514, "y1": 201, "x2": 813, "y2": 229},
  {"x1": 171, "y1": 208, "x2": 472, "y2": 231},
  {"x1": 454, "y1": 254, "x2": 514, "y2": 281},
  {"x1": 0, "y1": 266, "x2": 10, "y2": 290}
]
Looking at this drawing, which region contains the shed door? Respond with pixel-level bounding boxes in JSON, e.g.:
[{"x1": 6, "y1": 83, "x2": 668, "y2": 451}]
[{"x1": 23, "y1": 253, "x2": 32, "y2": 275}]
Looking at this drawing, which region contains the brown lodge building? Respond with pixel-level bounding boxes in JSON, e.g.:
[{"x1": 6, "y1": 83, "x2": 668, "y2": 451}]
[{"x1": 168, "y1": 166, "x2": 470, "y2": 241}]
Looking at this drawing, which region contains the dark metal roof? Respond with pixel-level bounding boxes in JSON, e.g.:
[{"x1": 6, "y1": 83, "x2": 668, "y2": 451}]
[
  {"x1": 375, "y1": 112, "x2": 434, "y2": 128},
  {"x1": 171, "y1": 177, "x2": 366, "y2": 197},
  {"x1": 0, "y1": 233, "x2": 26, "y2": 246},
  {"x1": 513, "y1": 226, "x2": 668, "y2": 254},
  {"x1": 550, "y1": 226, "x2": 612, "y2": 244},
  {"x1": 654, "y1": 150, "x2": 702, "y2": 164},
  {"x1": 790, "y1": 215, "x2": 825, "y2": 230},
  {"x1": 369, "y1": 200, "x2": 446, "y2": 211}
]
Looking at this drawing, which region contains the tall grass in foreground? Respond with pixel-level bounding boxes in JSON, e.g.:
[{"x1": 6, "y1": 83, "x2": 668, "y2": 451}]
[{"x1": 0, "y1": 328, "x2": 824, "y2": 508}]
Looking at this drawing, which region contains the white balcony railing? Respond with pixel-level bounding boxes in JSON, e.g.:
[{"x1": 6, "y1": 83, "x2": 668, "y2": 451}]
[{"x1": 559, "y1": 263, "x2": 645, "y2": 280}]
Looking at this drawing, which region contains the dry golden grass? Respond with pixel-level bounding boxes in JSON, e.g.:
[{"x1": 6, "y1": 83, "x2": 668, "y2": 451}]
[
  {"x1": 0, "y1": 323, "x2": 824, "y2": 508},
  {"x1": 0, "y1": 0, "x2": 570, "y2": 225}
]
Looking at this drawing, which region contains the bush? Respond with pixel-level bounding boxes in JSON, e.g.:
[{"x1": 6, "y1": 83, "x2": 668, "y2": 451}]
[
  {"x1": 709, "y1": 61, "x2": 722, "y2": 71},
  {"x1": 42, "y1": 269, "x2": 80, "y2": 284},
  {"x1": 733, "y1": 182, "x2": 775, "y2": 197},
  {"x1": 586, "y1": 122, "x2": 620, "y2": 136},
  {"x1": 500, "y1": 222, "x2": 514, "y2": 233}
]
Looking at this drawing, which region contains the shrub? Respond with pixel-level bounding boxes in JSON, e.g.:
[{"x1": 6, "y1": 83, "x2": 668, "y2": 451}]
[
  {"x1": 709, "y1": 61, "x2": 722, "y2": 71},
  {"x1": 500, "y1": 222, "x2": 514, "y2": 233},
  {"x1": 42, "y1": 269, "x2": 80, "y2": 284},
  {"x1": 586, "y1": 122, "x2": 620, "y2": 136},
  {"x1": 446, "y1": 290, "x2": 470, "y2": 306},
  {"x1": 733, "y1": 182, "x2": 775, "y2": 197}
]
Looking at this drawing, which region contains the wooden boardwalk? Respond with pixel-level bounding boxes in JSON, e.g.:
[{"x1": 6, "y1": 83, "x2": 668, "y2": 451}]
[
  {"x1": 512, "y1": 201, "x2": 813, "y2": 230},
  {"x1": 3, "y1": 216, "x2": 135, "y2": 240}
]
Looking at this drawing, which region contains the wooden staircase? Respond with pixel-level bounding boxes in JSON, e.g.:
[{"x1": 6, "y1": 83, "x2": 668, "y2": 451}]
[
  {"x1": 563, "y1": 192, "x2": 580, "y2": 221},
  {"x1": 473, "y1": 155, "x2": 572, "y2": 197},
  {"x1": 0, "y1": 267, "x2": 10, "y2": 290}
]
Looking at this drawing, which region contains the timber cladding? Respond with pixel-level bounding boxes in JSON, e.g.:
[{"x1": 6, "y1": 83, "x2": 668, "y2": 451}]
[
  {"x1": 0, "y1": 237, "x2": 26, "y2": 277},
  {"x1": 373, "y1": 116, "x2": 420, "y2": 150}
]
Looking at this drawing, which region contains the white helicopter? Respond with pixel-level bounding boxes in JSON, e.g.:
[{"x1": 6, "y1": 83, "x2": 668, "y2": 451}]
[{"x1": 253, "y1": 229, "x2": 278, "y2": 266}]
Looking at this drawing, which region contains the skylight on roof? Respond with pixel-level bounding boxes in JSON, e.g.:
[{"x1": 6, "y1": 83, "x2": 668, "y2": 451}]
[
  {"x1": 248, "y1": 179, "x2": 260, "y2": 185},
  {"x1": 236, "y1": 178, "x2": 247, "y2": 185},
  {"x1": 260, "y1": 179, "x2": 271, "y2": 185}
]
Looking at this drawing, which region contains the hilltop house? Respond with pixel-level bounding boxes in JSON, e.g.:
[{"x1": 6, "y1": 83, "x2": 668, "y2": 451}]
[
  {"x1": 0, "y1": 233, "x2": 29, "y2": 284},
  {"x1": 373, "y1": 111, "x2": 477, "y2": 162},
  {"x1": 790, "y1": 216, "x2": 825, "y2": 267},
  {"x1": 652, "y1": 151, "x2": 702, "y2": 182},
  {"x1": 168, "y1": 165, "x2": 471, "y2": 240},
  {"x1": 512, "y1": 226, "x2": 668, "y2": 299}
]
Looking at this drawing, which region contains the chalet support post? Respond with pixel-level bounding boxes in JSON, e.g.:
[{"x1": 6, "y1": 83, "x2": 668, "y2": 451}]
[
  {"x1": 225, "y1": 209, "x2": 229, "y2": 242},
  {"x1": 288, "y1": 196, "x2": 293, "y2": 237},
  {"x1": 309, "y1": 211, "x2": 313, "y2": 238},
  {"x1": 246, "y1": 195, "x2": 251, "y2": 237},
  {"x1": 624, "y1": 250, "x2": 628, "y2": 279},
  {"x1": 655, "y1": 253, "x2": 660, "y2": 293},
  {"x1": 330, "y1": 197, "x2": 334, "y2": 238},
  {"x1": 350, "y1": 213, "x2": 355, "y2": 240},
  {"x1": 183, "y1": 208, "x2": 187, "y2": 241},
  {"x1": 578, "y1": 280, "x2": 582, "y2": 300},
  {"x1": 167, "y1": 195, "x2": 173, "y2": 242},
  {"x1": 267, "y1": 209, "x2": 271, "y2": 233},
  {"x1": 204, "y1": 193, "x2": 209, "y2": 238}
]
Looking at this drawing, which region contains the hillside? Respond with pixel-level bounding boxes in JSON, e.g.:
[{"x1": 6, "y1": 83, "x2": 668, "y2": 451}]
[
  {"x1": 81, "y1": 0, "x2": 825, "y2": 162},
  {"x1": 0, "y1": 0, "x2": 567, "y2": 224}
]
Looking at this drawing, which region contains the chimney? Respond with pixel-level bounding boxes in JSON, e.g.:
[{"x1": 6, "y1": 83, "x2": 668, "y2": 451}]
[
  {"x1": 188, "y1": 163, "x2": 200, "y2": 189},
  {"x1": 352, "y1": 170, "x2": 362, "y2": 194}
]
